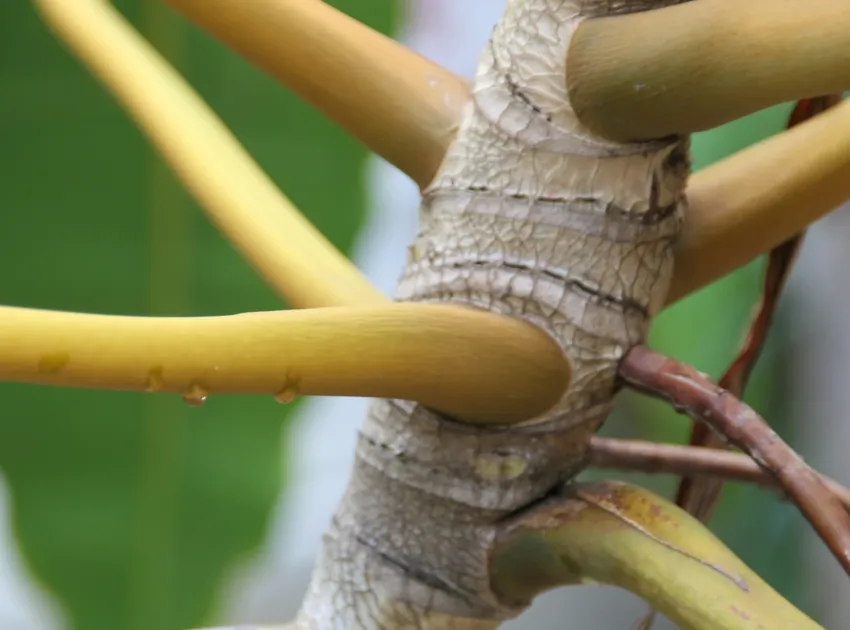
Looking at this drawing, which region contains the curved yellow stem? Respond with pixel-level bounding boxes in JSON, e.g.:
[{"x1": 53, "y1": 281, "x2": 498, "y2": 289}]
[
  {"x1": 32, "y1": 0, "x2": 382, "y2": 309},
  {"x1": 0, "y1": 304, "x2": 570, "y2": 424},
  {"x1": 491, "y1": 482, "x2": 821, "y2": 630},
  {"x1": 164, "y1": 0, "x2": 469, "y2": 190}
]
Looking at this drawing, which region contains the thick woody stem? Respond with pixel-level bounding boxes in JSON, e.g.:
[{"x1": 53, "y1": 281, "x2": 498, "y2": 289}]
[
  {"x1": 43, "y1": 0, "x2": 850, "y2": 310},
  {"x1": 159, "y1": 0, "x2": 850, "y2": 307},
  {"x1": 619, "y1": 346, "x2": 850, "y2": 577},
  {"x1": 588, "y1": 436, "x2": 850, "y2": 509}
]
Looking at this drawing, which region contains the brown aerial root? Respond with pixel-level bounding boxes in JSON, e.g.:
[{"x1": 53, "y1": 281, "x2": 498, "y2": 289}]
[
  {"x1": 674, "y1": 235, "x2": 803, "y2": 520},
  {"x1": 588, "y1": 436, "x2": 850, "y2": 510},
  {"x1": 618, "y1": 345, "x2": 850, "y2": 577}
]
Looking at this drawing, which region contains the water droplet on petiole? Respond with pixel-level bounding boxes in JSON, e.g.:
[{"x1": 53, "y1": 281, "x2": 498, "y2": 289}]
[
  {"x1": 38, "y1": 352, "x2": 69, "y2": 374},
  {"x1": 274, "y1": 385, "x2": 298, "y2": 404},
  {"x1": 182, "y1": 382, "x2": 208, "y2": 407},
  {"x1": 145, "y1": 367, "x2": 165, "y2": 393}
]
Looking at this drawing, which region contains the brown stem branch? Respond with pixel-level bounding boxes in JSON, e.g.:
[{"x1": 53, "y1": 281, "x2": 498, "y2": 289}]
[
  {"x1": 618, "y1": 345, "x2": 850, "y2": 577},
  {"x1": 588, "y1": 436, "x2": 850, "y2": 510}
]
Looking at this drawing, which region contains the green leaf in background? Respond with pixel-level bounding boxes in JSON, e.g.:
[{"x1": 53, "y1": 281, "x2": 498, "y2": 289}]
[{"x1": 0, "y1": 2, "x2": 395, "y2": 630}]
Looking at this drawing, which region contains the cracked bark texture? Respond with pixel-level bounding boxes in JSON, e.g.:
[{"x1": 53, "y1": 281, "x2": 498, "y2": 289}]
[{"x1": 296, "y1": 1, "x2": 691, "y2": 627}]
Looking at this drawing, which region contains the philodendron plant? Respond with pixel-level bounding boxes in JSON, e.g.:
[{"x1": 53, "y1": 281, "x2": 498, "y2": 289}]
[{"x1": 14, "y1": 0, "x2": 850, "y2": 628}]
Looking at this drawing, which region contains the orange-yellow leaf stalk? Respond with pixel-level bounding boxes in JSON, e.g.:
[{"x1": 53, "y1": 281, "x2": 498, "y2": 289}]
[
  {"x1": 0, "y1": 304, "x2": 570, "y2": 425},
  {"x1": 29, "y1": 0, "x2": 850, "y2": 422}
]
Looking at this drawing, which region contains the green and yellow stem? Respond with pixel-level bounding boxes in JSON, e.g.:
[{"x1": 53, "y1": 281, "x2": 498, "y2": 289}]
[
  {"x1": 491, "y1": 481, "x2": 822, "y2": 630},
  {"x1": 0, "y1": 303, "x2": 569, "y2": 424}
]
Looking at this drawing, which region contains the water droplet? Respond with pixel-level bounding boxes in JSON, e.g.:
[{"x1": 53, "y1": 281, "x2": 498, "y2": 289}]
[
  {"x1": 38, "y1": 352, "x2": 69, "y2": 374},
  {"x1": 182, "y1": 382, "x2": 208, "y2": 407},
  {"x1": 274, "y1": 385, "x2": 297, "y2": 404},
  {"x1": 145, "y1": 366, "x2": 164, "y2": 393}
]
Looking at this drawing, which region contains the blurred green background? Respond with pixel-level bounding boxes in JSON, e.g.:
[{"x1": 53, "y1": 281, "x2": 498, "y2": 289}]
[{"x1": 0, "y1": 1, "x2": 809, "y2": 629}]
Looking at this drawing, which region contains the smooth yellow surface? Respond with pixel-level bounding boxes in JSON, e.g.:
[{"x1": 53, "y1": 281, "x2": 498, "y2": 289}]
[
  {"x1": 671, "y1": 98, "x2": 850, "y2": 304},
  {"x1": 0, "y1": 303, "x2": 570, "y2": 424}
]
